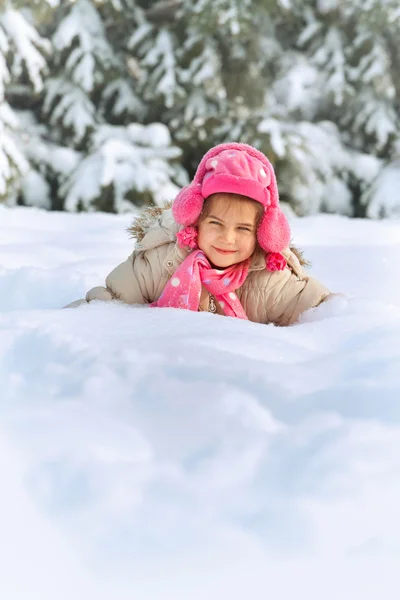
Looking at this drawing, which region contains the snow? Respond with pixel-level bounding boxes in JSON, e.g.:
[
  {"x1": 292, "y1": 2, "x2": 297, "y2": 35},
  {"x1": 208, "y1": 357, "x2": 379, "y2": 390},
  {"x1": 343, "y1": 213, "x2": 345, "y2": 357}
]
[
  {"x1": 1, "y1": 206, "x2": 400, "y2": 599},
  {"x1": 0, "y1": 118, "x2": 29, "y2": 197},
  {"x1": 0, "y1": 24, "x2": 10, "y2": 98},
  {"x1": 363, "y1": 159, "x2": 400, "y2": 218},
  {"x1": 43, "y1": 78, "x2": 96, "y2": 143},
  {"x1": 60, "y1": 123, "x2": 184, "y2": 213},
  {"x1": 20, "y1": 169, "x2": 51, "y2": 210},
  {"x1": 102, "y1": 79, "x2": 145, "y2": 120},
  {"x1": 317, "y1": 0, "x2": 340, "y2": 13},
  {"x1": 143, "y1": 29, "x2": 179, "y2": 109},
  {"x1": 0, "y1": 6, "x2": 50, "y2": 93},
  {"x1": 258, "y1": 119, "x2": 354, "y2": 215},
  {"x1": 273, "y1": 58, "x2": 321, "y2": 119},
  {"x1": 52, "y1": 0, "x2": 116, "y2": 93}
]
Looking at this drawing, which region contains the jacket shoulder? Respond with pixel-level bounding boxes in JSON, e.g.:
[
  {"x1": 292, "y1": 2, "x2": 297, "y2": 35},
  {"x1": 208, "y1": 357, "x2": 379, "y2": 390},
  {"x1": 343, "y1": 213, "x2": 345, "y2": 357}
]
[{"x1": 240, "y1": 248, "x2": 329, "y2": 325}]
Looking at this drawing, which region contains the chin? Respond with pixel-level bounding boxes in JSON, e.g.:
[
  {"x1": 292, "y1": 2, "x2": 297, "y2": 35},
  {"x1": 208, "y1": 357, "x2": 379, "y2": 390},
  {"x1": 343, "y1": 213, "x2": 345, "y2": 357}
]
[
  {"x1": 213, "y1": 260, "x2": 231, "y2": 269},
  {"x1": 200, "y1": 245, "x2": 242, "y2": 268},
  {"x1": 210, "y1": 254, "x2": 240, "y2": 268}
]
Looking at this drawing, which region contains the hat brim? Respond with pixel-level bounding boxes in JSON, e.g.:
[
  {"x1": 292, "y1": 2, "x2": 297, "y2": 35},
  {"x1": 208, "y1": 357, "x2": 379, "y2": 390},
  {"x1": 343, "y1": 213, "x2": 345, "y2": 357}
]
[{"x1": 202, "y1": 173, "x2": 269, "y2": 207}]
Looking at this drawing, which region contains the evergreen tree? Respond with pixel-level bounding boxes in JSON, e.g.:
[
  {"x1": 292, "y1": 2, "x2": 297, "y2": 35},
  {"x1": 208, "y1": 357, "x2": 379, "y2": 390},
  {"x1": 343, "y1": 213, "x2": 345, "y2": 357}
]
[
  {"x1": 130, "y1": 0, "x2": 373, "y2": 215},
  {"x1": 38, "y1": 0, "x2": 184, "y2": 212},
  {"x1": 132, "y1": 0, "x2": 278, "y2": 169},
  {"x1": 274, "y1": 0, "x2": 400, "y2": 215},
  {"x1": 2, "y1": 0, "x2": 400, "y2": 217},
  {"x1": 0, "y1": 0, "x2": 51, "y2": 202}
]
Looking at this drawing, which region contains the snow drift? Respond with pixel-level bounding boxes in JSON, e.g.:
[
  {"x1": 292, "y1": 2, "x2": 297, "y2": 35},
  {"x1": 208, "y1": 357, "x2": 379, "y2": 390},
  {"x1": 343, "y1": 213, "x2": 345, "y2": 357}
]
[{"x1": 1, "y1": 206, "x2": 400, "y2": 600}]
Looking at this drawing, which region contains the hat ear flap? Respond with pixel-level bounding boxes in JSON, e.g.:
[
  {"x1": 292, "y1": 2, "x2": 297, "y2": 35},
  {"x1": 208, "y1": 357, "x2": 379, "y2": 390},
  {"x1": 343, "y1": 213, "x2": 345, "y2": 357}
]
[
  {"x1": 257, "y1": 207, "x2": 290, "y2": 253},
  {"x1": 172, "y1": 183, "x2": 204, "y2": 226}
]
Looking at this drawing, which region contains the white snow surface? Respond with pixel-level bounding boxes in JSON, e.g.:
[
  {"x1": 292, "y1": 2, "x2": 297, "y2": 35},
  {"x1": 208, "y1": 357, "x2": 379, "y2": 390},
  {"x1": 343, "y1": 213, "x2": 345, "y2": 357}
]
[{"x1": 1, "y1": 206, "x2": 400, "y2": 600}]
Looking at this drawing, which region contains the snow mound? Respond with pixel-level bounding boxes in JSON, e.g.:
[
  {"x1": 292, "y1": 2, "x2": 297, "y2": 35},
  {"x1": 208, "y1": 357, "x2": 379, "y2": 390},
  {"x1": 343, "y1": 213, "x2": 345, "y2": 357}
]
[{"x1": 1, "y1": 206, "x2": 400, "y2": 600}]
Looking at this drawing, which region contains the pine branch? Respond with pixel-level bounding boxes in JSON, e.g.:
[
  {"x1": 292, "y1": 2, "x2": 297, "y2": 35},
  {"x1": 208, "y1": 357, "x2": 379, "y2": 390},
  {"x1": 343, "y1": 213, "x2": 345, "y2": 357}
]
[
  {"x1": 145, "y1": 0, "x2": 183, "y2": 24},
  {"x1": 6, "y1": 85, "x2": 42, "y2": 110}
]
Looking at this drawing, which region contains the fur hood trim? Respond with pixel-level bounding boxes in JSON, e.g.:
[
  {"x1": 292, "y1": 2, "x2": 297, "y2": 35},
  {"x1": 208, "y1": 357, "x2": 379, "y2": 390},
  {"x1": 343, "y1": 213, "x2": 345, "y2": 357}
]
[{"x1": 128, "y1": 201, "x2": 173, "y2": 242}]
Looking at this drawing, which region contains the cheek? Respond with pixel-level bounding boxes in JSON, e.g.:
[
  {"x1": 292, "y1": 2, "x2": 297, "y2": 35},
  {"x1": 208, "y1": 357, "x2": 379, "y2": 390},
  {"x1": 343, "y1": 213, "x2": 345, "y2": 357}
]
[
  {"x1": 241, "y1": 233, "x2": 257, "y2": 254},
  {"x1": 197, "y1": 224, "x2": 213, "y2": 246},
  {"x1": 196, "y1": 227, "x2": 206, "y2": 252}
]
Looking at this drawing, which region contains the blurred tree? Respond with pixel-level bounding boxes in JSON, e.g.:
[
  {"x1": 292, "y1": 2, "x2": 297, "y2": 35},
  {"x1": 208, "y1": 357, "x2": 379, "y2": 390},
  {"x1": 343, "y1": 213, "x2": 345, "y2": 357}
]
[
  {"x1": 0, "y1": 0, "x2": 51, "y2": 203},
  {"x1": 2, "y1": 0, "x2": 400, "y2": 217},
  {"x1": 4, "y1": 0, "x2": 185, "y2": 211}
]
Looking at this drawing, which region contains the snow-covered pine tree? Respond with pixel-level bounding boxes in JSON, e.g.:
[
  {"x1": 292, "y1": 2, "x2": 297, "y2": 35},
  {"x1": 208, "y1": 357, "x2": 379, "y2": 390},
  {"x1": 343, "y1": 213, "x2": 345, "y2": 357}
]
[
  {"x1": 271, "y1": 0, "x2": 400, "y2": 216},
  {"x1": 128, "y1": 0, "x2": 354, "y2": 215},
  {"x1": 42, "y1": 0, "x2": 117, "y2": 147},
  {"x1": 4, "y1": 0, "x2": 400, "y2": 217},
  {"x1": 129, "y1": 0, "x2": 375, "y2": 216},
  {"x1": 37, "y1": 0, "x2": 185, "y2": 212},
  {"x1": 131, "y1": 0, "x2": 278, "y2": 173},
  {"x1": 60, "y1": 121, "x2": 186, "y2": 212},
  {"x1": 0, "y1": 0, "x2": 51, "y2": 204},
  {"x1": 171, "y1": 0, "x2": 359, "y2": 215},
  {"x1": 345, "y1": 0, "x2": 400, "y2": 217}
]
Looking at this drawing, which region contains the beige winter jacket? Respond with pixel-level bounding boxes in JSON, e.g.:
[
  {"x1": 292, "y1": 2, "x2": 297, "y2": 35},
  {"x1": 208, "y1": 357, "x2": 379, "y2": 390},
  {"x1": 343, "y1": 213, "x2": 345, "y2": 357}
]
[{"x1": 68, "y1": 206, "x2": 331, "y2": 325}]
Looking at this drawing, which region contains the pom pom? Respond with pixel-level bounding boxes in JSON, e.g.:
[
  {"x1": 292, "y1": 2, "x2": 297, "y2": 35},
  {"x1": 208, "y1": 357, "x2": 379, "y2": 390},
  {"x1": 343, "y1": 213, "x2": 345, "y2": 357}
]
[
  {"x1": 257, "y1": 206, "x2": 291, "y2": 253},
  {"x1": 172, "y1": 183, "x2": 204, "y2": 226},
  {"x1": 176, "y1": 226, "x2": 198, "y2": 249},
  {"x1": 266, "y1": 252, "x2": 287, "y2": 272}
]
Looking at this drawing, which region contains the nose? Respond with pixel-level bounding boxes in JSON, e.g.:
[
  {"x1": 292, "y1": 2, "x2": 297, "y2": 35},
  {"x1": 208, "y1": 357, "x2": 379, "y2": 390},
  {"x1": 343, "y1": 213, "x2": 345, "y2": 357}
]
[{"x1": 221, "y1": 227, "x2": 236, "y2": 245}]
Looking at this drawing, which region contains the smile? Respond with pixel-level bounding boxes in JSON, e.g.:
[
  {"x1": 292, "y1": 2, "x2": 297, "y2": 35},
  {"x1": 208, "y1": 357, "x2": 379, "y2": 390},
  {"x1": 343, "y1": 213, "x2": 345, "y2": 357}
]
[{"x1": 213, "y1": 247, "x2": 237, "y2": 255}]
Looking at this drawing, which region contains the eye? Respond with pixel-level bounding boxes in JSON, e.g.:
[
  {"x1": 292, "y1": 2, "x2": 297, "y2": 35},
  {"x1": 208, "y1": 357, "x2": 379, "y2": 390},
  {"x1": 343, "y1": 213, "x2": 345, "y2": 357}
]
[
  {"x1": 238, "y1": 227, "x2": 252, "y2": 232},
  {"x1": 210, "y1": 220, "x2": 222, "y2": 226}
]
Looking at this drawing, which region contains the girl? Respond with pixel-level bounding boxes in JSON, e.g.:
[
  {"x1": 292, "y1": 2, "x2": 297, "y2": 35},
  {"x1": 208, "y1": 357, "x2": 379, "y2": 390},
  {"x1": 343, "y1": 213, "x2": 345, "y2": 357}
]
[{"x1": 67, "y1": 143, "x2": 333, "y2": 325}]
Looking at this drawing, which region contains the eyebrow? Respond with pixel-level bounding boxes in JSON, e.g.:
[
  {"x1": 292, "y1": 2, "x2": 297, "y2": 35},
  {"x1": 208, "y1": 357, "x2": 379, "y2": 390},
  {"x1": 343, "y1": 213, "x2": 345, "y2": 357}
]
[{"x1": 208, "y1": 214, "x2": 255, "y2": 227}]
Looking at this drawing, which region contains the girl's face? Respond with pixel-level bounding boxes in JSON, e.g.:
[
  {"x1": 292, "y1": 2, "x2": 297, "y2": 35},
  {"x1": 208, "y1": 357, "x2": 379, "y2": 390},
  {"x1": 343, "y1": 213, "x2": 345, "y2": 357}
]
[{"x1": 197, "y1": 194, "x2": 260, "y2": 268}]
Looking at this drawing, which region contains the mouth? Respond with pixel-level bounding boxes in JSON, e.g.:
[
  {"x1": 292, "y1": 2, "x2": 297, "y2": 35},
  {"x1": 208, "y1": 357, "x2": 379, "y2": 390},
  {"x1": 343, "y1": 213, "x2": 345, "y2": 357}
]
[{"x1": 213, "y1": 247, "x2": 237, "y2": 255}]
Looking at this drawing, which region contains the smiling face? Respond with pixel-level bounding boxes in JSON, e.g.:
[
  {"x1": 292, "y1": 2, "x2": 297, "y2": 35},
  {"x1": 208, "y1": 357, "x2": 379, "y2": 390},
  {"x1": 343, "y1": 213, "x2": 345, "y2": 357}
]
[{"x1": 197, "y1": 193, "x2": 262, "y2": 268}]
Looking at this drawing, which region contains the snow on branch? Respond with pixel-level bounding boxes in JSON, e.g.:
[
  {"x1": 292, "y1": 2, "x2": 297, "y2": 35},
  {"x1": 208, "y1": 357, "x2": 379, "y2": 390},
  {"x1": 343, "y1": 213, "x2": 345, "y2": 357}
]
[
  {"x1": 0, "y1": 6, "x2": 50, "y2": 93},
  {"x1": 52, "y1": 0, "x2": 118, "y2": 93},
  {"x1": 60, "y1": 122, "x2": 187, "y2": 213},
  {"x1": 43, "y1": 78, "x2": 96, "y2": 143}
]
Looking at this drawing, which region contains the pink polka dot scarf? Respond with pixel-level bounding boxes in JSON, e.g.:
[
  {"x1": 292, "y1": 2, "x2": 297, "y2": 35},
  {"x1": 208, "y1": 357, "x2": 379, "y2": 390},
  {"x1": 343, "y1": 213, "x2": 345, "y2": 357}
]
[{"x1": 152, "y1": 250, "x2": 249, "y2": 319}]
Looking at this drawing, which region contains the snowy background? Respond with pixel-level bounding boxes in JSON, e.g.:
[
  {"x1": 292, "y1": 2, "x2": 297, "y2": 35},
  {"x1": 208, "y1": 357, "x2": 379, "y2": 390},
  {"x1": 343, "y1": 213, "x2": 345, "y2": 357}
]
[
  {"x1": 2, "y1": 0, "x2": 400, "y2": 217},
  {"x1": 1, "y1": 205, "x2": 400, "y2": 600}
]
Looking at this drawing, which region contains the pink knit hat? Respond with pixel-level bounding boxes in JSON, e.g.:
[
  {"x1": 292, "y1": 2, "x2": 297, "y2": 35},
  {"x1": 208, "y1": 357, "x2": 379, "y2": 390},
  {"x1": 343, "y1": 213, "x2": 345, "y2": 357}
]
[{"x1": 172, "y1": 142, "x2": 290, "y2": 254}]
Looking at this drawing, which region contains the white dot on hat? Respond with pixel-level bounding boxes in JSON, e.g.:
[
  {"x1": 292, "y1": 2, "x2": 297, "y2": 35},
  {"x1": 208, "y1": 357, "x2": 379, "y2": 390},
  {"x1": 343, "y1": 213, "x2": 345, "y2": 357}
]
[
  {"x1": 171, "y1": 277, "x2": 180, "y2": 287},
  {"x1": 219, "y1": 301, "x2": 225, "y2": 308},
  {"x1": 229, "y1": 292, "x2": 236, "y2": 299},
  {"x1": 211, "y1": 159, "x2": 218, "y2": 168},
  {"x1": 259, "y1": 168, "x2": 267, "y2": 178}
]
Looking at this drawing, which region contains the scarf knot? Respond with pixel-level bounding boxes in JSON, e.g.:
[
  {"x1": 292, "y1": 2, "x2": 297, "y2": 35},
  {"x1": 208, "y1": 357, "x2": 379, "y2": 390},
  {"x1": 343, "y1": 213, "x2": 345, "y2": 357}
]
[{"x1": 152, "y1": 250, "x2": 249, "y2": 319}]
